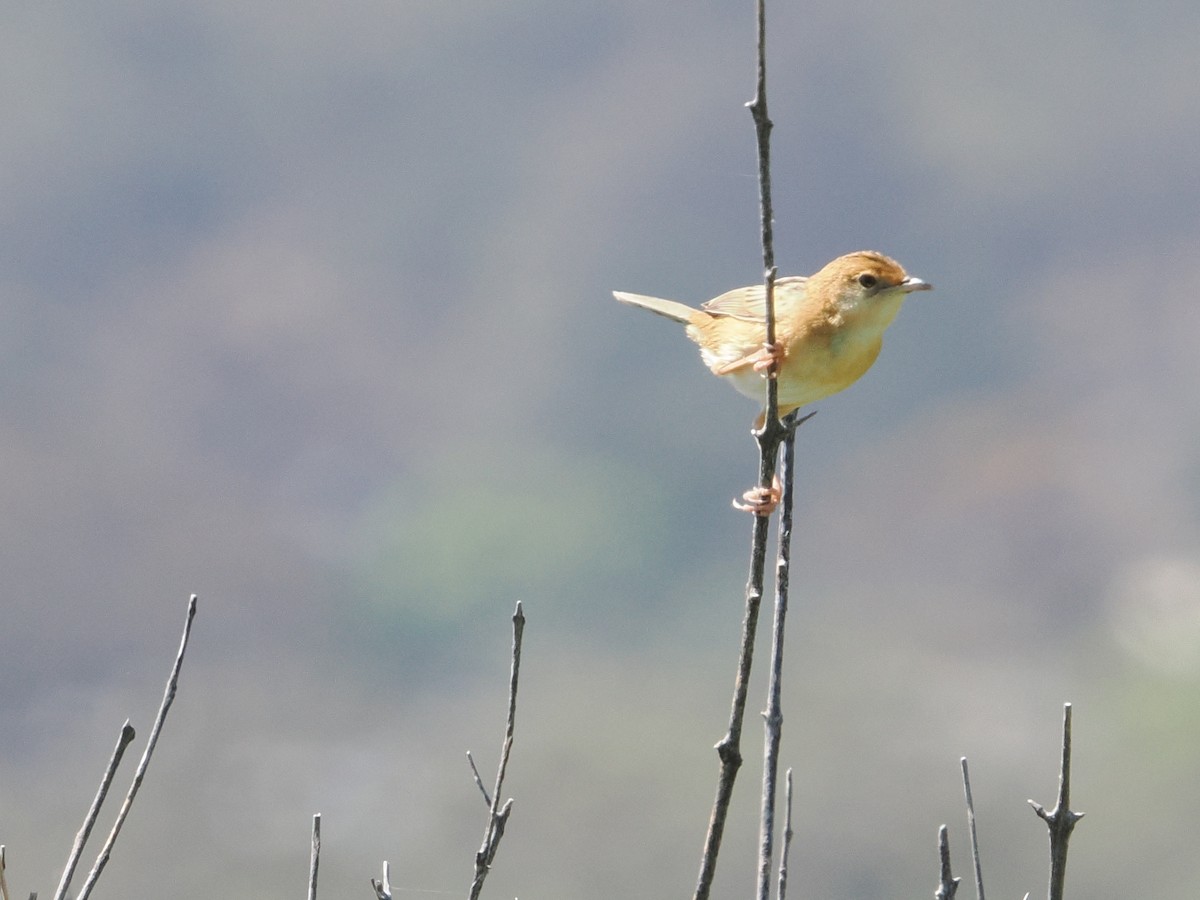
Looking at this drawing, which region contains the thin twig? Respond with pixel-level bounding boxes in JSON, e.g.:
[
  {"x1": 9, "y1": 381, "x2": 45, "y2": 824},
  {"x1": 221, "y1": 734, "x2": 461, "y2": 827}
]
[
  {"x1": 960, "y1": 758, "x2": 985, "y2": 900},
  {"x1": 1029, "y1": 703, "x2": 1083, "y2": 900},
  {"x1": 694, "y1": 554, "x2": 765, "y2": 900},
  {"x1": 308, "y1": 814, "x2": 321, "y2": 900},
  {"x1": 747, "y1": 0, "x2": 786, "y2": 501},
  {"x1": 52, "y1": 721, "x2": 138, "y2": 900},
  {"x1": 370, "y1": 861, "x2": 393, "y2": 900},
  {"x1": 74, "y1": 595, "x2": 199, "y2": 900},
  {"x1": 935, "y1": 825, "x2": 960, "y2": 900},
  {"x1": 1, "y1": 845, "x2": 9, "y2": 900},
  {"x1": 757, "y1": 411, "x2": 801, "y2": 900},
  {"x1": 750, "y1": 0, "x2": 777, "y2": 318},
  {"x1": 694, "y1": 1, "x2": 781, "y2": 895},
  {"x1": 776, "y1": 769, "x2": 795, "y2": 900},
  {"x1": 467, "y1": 602, "x2": 525, "y2": 900},
  {"x1": 466, "y1": 751, "x2": 492, "y2": 807}
]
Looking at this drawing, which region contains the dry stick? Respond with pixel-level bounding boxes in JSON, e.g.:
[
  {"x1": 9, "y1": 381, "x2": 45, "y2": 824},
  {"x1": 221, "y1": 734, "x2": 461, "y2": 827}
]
[
  {"x1": 369, "y1": 861, "x2": 393, "y2": 900},
  {"x1": 1029, "y1": 703, "x2": 1083, "y2": 900},
  {"x1": 466, "y1": 750, "x2": 492, "y2": 807},
  {"x1": 467, "y1": 601, "x2": 525, "y2": 900},
  {"x1": 748, "y1": 0, "x2": 783, "y2": 460},
  {"x1": 308, "y1": 814, "x2": 321, "y2": 900},
  {"x1": 960, "y1": 758, "x2": 985, "y2": 900},
  {"x1": 74, "y1": 595, "x2": 199, "y2": 900},
  {"x1": 935, "y1": 824, "x2": 960, "y2": 900},
  {"x1": 757, "y1": 410, "x2": 801, "y2": 900},
  {"x1": 693, "y1": 541, "x2": 766, "y2": 900},
  {"x1": 776, "y1": 769, "x2": 795, "y2": 900},
  {"x1": 693, "y1": 1, "x2": 783, "y2": 896},
  {"x1": 52, "y1": 721, "x2": 138, "y2": 900}
]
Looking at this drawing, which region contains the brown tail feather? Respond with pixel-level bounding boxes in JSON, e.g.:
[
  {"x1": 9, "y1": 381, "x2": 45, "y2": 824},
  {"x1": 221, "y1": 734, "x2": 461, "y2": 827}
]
[{"x1": 612, "y1": 291, "x2": 696, "y2": 324}]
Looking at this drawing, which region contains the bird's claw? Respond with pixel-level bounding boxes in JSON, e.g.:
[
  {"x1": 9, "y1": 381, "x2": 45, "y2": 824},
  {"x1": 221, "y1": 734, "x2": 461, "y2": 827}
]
[
  {"x1": 749, "y1": 341, "x2": 784, "y2": 376},
  {"x1": 733, "y1": 474, "x2": 782, "y2": 516}
]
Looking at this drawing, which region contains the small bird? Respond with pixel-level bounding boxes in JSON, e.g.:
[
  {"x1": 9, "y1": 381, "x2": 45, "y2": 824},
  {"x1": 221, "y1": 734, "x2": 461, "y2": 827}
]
[{"x1": 614, "y1": 250, "x2": 931, "y2": 513}]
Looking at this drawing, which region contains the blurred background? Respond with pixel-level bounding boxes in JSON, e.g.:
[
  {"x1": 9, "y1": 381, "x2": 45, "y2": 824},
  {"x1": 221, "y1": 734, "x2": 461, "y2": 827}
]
[{"x1": 2, "y1": 1, "x2": 1199, "y2": 898}]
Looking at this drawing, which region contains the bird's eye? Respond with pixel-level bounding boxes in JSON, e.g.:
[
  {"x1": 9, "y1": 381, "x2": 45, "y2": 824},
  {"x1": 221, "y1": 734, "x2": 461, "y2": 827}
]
[{"x1": 857, "y1": 273, "x2": 878, "y2": 289}]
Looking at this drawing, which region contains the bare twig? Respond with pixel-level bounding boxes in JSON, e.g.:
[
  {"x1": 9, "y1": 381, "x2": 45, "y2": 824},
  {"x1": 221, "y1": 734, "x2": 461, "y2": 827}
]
[
  {"x1": 308, "y1": 814, "x2": 321, "y2": 900},
  {"x1": 466, "y1": 750, "x2": 492, "y2": 807},
  {"x1": 749, "y1": 0, "x2": 777, "y2": 345},
  {"x1": 370, "y1": 861, "x2": 393, "y2": 900},
  {"x1": 694, "y1": 566, "x2": 762, "y2": 900},
  {"x1": 694, "y1": 2, "x2": 782, "y2": 895},
  {"x1": 776, "y1": 769, "x2": 795, "y2": 900},
  {"x1": 74, "y1": 595, "x2": 199, "y2": 900},
  {"x1": 1029, "y1": 704, "x2": 1083, "y2": 900},
  {"x1": 757, "y1": 410, "x2": 801, "y2": 900},
  {"x1": 747, "y1": 0, "x2": 787, "y2": 505},
  {"x1": 960, "y1": 758, "x2": 985, "y2": 900},
  {"x1": 52, "y1": 721, "x2": 137, "y2": 900},
  {"x1": 1, "y1": 845, "x2": 9, "y2": 900},
  {"x1": 934, "y1": 825, "x2": 960, "y2": 900},
  {"x1": 467, "y1": 602, "x2": 525, "y2": 900}
]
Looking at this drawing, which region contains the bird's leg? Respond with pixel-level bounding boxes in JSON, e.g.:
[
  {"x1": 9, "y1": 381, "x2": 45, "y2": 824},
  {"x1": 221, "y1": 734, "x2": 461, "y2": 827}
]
[{"x1": 732, "y1": 474, "x2": 782, "y2": 516}]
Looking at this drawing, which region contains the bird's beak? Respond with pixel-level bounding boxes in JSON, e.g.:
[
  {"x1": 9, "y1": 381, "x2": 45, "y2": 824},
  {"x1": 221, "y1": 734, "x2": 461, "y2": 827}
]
[{"x1": 900, "y1": 277, "x2": 932, "y2": 293}]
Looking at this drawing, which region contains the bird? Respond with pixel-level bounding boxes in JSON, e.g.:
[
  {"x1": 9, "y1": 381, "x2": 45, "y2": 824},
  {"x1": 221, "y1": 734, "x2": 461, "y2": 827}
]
[{"x1": 613, "y1": 250, "x2": 931, "y2": 513}]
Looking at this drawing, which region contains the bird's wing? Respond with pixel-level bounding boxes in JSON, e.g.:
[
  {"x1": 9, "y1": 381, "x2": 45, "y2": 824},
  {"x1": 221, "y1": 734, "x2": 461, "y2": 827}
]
[{"x1": 700, "y1": 275, "x2": 807, "y2": 321}]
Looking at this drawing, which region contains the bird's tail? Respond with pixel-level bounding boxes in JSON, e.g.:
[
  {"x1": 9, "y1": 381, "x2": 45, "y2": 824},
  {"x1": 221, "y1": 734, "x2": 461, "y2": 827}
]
[{"x1": 612, "y1": 291, "x2": 696, "y2": 324}]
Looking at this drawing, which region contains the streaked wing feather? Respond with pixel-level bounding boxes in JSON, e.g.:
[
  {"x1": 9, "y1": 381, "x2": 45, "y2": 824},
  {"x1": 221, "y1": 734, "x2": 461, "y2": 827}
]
[{"x1": 700, "y1": 275, "x2": 808, "y2": 321}]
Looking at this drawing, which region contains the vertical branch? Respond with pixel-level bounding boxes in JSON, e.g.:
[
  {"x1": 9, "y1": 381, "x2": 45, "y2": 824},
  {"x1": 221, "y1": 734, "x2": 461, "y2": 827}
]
[
  {"x1": 52, "y1": 722, "x2": 137, "y2": 900},
  {"x1": 960, "y1": 758, "x2": 985, "y2": 900},
  {"x1": 934, "y1": 825, "x2": 960, "y2": 900},
  {"x1": 694, "y1": 3, "x2": 787, "y2": 898},
  {"x1": 75, "y1": 595, "x2": 198, "y2": 900},
  {"x1": 1029, "y1": 704, "x2": 1084, "y2": 900},
  {"x1": 308, "y1": 814, "x2": 321, "y2": 900},
  {"x1": 467, "y1": 602, "x2": 525, "y2": 900},
  {"x1": 750, "y1": 0, "x2": 776, "y2": 294},
  {"x1": 748, "y1": 0, "x2": 786, "y2": 474},
  {"x1": 694, "y1": 563, "x2": 764, "y2": 900},
  {"x1": 757, "y1": 415, "x2": 798, "y2": 900},
  {"x1": 370, "y1": 861, "x2": 393, "y2": 900},
  {"x1": 776, "y1": 769, "x2": 795, "y2": 900}
]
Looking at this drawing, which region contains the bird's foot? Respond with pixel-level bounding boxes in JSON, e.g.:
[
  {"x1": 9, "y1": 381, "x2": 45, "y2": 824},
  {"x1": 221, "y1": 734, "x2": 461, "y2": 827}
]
[
  {"x1": 749, "y1": 341, "x2": 784, "y2": 376},
  {"x1": 733, "y1": 474, "x2": 782, "y2": 517}
]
